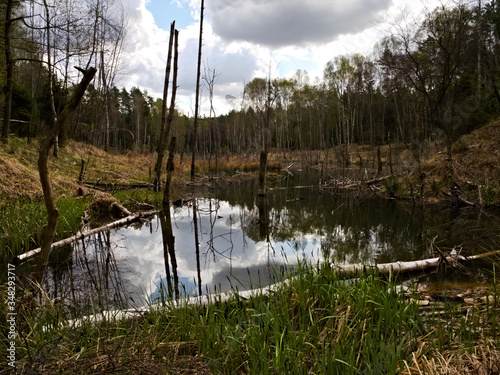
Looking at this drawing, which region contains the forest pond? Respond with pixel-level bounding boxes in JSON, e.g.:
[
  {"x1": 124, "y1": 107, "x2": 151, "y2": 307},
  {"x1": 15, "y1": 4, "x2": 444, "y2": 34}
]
[{"x1": 38, "y1": 170, "x2": 499, "y2": 314}]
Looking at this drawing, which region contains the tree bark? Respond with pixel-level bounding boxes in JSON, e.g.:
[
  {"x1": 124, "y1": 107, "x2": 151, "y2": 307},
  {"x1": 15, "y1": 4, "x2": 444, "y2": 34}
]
[
  {"x1": 190, "y1": 0, "x2": 204, "y2": 180},
  {"x1": 163, "y1": 136, "x2": 176, "y2": 205},
  {"x1": 1, "y1": 0, "x2": 14, "y2": 145},
  {"x1": 33, "y1": 67, "x2": 97, "y2": 286},
  {"x1": 258, "y1": 151, "x2": 267, "y2": 197},
  {"x1": 154, "y1": 22, "x2": 175, "y2": 191},
  {"x1": 162, "y1": 29, "x2": 179, "y2": 204},
  {"x1": 331, "y1": 250, "x2": 500, "y2": 279}
]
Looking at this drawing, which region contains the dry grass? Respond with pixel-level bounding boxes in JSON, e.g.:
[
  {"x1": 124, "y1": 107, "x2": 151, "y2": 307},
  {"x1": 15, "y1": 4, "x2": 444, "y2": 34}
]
[
  {"x1": 402, "y1": 345, "x2": 500, "y2": 374},
  {"x1": 1, "y1": 121, "x2": 500, "y2": 205},
  {"x1": 0, "y1": 138, "x2": 158, "y2": 202}
]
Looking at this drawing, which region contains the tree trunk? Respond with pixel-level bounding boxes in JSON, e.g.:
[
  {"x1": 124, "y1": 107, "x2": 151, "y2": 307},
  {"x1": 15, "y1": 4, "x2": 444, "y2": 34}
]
[
  {"x1": 258, "y1": 78, "x2": 272, "y2": 197},
  {"x1": 100, "y1": 50, "x2": 110, "y2": 152},
  {"x1": 33, "y1": 67, "x2": 97, "y2": 286},
  {"x1": 1, "y1": 0, "x2": 14, "y2": 145},
  {"x1": 191, "y1": 0, "x2": 204, "y2": 180},
  {"x1": 154, "y1": 22, "x2": 175, "y2": 191},
  {"x1": 17, "y1": 209, "x2": 156, "y2": 264},
  {"x1": 163, "y1": 137, "x2": 176, "y2": 205},
  {"x1": 332, "y1": 250, "x2": 500, "y2": 279}
]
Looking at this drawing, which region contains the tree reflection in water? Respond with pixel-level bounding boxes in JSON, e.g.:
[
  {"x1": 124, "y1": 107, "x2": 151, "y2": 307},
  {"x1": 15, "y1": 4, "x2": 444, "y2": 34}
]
[
  {"x1": 36, "y1": 172, "x2": 500, "y2": 315},
  {"x1": 192, "y1": 198, "x2": 202, "y2": 296},
  {"x1": 158, "y1": 203, "x2": 179, "y2": 301},
  {"x1": 40, "y1": 230, "x2": 139, "y2": 318}
]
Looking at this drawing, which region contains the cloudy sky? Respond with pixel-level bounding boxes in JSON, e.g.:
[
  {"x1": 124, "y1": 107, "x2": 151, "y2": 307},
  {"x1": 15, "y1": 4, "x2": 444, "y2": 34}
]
[{"x1": 116, "y1": 0, "x2": 442, "y2": 116}]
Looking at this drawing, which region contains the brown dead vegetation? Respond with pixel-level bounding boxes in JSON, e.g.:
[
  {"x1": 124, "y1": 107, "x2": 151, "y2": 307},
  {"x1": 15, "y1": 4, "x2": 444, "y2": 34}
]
[
  {"x1": 402, "y1": 344, "x2": 500, "y2": 375},
  {"x1": 1, "y1": 120, "x2": 499, "y2": 206},
  {"x1": 416, "y1": 121, "x2": 500, "y2": 205}
]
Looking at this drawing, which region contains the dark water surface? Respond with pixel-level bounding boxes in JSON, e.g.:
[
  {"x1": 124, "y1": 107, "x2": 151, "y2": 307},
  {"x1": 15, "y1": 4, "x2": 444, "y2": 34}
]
[{"x1": 38, "y1": 170, "x2": 500, "y2": 313}]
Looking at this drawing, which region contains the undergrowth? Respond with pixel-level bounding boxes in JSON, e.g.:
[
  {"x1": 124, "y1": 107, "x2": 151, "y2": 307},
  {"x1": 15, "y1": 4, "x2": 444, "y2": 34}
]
[
  {"x1": 7, "y1": 264, "x2": 499, "y2": 374},
  {"x1": 0, "y1": 197, "x2": 88, "y2": 266}
]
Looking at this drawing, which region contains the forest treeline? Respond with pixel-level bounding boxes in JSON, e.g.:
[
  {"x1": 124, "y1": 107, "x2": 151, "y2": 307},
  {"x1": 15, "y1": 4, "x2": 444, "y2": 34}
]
[{"x1": 2, "y1": 0, "x2": 500, "y2": 173}]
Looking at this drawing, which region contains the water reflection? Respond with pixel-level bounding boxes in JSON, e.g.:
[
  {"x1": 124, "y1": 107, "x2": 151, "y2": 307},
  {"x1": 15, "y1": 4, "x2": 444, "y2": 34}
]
[
  {"x1": 158, "y1": 205, "x2": 179, "y2": 300},
  {"x1": 39, "y1": 231, "x2": 145, "y2": 316},
  {"x1": 38, "y1": 171, "x2": 500, "y2": 312}
]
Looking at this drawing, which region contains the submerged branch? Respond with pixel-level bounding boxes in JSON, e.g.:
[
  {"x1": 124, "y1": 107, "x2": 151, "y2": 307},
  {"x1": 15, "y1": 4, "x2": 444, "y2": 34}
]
[{"x1": 15, "y1": 210, "x2": 157, "y2": 264}]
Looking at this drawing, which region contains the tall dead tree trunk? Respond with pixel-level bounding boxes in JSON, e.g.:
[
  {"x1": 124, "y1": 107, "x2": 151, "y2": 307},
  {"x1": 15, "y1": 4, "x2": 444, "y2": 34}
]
[
  {"x1": 42, "y1": 0, "x2": 60, "y2": 157},
  {"x1": 258, "y1": 78, "x2": 272, "y2": 197},
  {"x1": 190, "y1": 0, "x2": 204, "y2": 180},
  {"x1": 1, "y1": 0, "x2": 14, "y2": 145},
  {"x1": 163, "y1": 29, "x2": 180, "y2": 205},
  {"x1": 100, "y1": 50, "x2": 110, "y2": 152},
  {"x1": 164, "y1": 137, "x2": 176, "y2": 205},
  {"x1": 154, "y1": 22, "x2": 175, "y2": 191},
  {"x1": 33, "y1": 67, "x2": 97, "y2": 286}
]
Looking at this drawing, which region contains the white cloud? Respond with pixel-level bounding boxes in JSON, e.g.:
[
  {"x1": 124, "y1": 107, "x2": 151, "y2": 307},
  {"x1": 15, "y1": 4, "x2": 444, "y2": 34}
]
[
  {"x1": 207, "y1": 0, "x2": 392, "y2": 48},
  {"x1": 114, "y1": 0, "x2": 443, "y2": 116},
  {"x1": 116, "y1": 0, "x2": 170, "y2": 95}
]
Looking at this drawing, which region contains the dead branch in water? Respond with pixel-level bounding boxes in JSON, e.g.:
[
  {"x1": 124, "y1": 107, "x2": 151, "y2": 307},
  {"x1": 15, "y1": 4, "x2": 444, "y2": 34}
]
[{"x1": 15, "y1": 210, "x2": 157, "y2": 264}]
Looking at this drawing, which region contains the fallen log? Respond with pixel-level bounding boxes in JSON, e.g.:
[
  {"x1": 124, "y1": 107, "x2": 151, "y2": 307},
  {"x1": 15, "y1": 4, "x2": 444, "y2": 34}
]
[
  {"x1": 14, "y1": 210, "x2": 157, "y2": 264},
  {"x1": 46, "y1": 250, "x2": 500, "y2": 329},
  {"x1": 83, "y1": 182, "x2": 154, "y2": 190},
  {"x1": 336, "y1": 175, "x2": 391, "y2": 189},
  {"x1": 331, "y1": 249, "x2": 500, "y2": 278},
  {"x1": 110, "y1": 201, "x2": 132, "y2": 217}
]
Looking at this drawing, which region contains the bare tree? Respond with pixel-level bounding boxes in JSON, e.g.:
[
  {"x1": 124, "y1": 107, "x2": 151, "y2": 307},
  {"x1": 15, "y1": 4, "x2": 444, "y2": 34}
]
[
  {"x1": 163, "y1": 29, "x2": 180, "y2": 205},
  {"x1": 203, "y1": 63, "x2": 221, "y2": 173},
  {"x1": 41, "y1": 0, "x2": 60, "y2": 156},
  {"x1": 154, "y1": 22, "x2": 175, "y2": 191},
  {"x1": 380, "y1": 3, "x2": 474, "y2": 180},
  {"x1": 190, "y1": 0, "x2": 204, "y2": 180},
  {"x1": 34, "y1": 66, "x2": 96, "y2": 286}
]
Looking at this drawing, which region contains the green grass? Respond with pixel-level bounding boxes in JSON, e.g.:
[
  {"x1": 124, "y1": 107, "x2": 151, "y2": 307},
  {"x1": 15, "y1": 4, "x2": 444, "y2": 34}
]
[
  {"x1": 0, "y1": 197, "x2": 88, "y2": 265},
  {"x1": 8, "y1": 264, "x2": 499, "y2": 374}
]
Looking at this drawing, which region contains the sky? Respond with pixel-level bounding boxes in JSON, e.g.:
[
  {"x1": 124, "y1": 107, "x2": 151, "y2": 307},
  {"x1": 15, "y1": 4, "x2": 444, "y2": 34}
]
[{"x1": 115, "y1": 0, "x2": 443, "y2": 116}]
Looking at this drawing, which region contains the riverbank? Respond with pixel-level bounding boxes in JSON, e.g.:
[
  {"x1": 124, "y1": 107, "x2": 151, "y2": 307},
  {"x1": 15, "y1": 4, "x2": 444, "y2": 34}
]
[
  {"x1": 7, "y1": 263, "x2": 499, "y2": 374},
  {"x1": 2, "y1": 119, "x2": 499, "y2": 204}
]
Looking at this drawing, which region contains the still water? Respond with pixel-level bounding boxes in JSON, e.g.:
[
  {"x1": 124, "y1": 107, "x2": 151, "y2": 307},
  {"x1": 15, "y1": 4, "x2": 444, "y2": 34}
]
[{"x1": 41, "y1": 170, "x2": 500, "y2": 314}]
